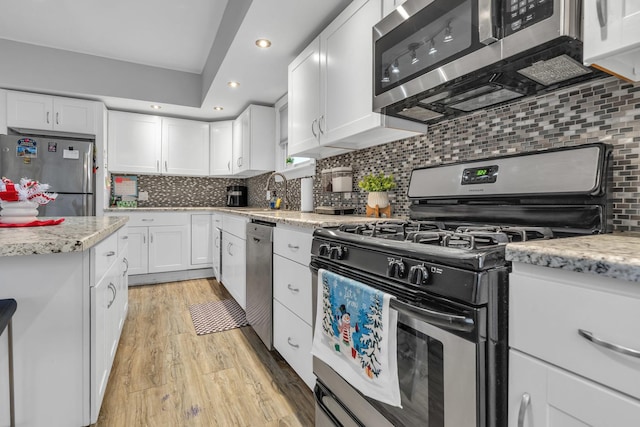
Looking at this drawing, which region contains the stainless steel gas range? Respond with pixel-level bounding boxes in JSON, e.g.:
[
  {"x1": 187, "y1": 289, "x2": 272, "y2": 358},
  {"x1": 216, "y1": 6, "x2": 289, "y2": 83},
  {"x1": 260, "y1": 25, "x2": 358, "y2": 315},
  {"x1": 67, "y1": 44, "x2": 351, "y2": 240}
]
[{"x1": 310, "y1": 143, "x2": 612, "y2": 427}]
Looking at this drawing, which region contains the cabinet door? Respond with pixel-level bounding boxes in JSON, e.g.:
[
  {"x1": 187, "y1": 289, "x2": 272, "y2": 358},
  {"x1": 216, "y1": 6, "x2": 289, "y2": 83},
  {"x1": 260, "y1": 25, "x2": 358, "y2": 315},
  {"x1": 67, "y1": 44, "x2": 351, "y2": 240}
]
[
  {"x1": 161, "y1": 118, "x2": 210, "y2": 176},
  {"x1": 221, "y1": 232, "x2": 246, "y2": 309},
  {"x1": 232, "y1": 109, "x2": 250, "y2": 174},
  {"x1": 91, "y1": 274, "x2": 111, "y2": 414},
  {"x1": 509, "y1": 350, "x2": 640, "y2": 427},
  {"x1": 191, "y1": 214, "x2": 212, "y2": 265},
  {"x1": 273, "y1": 299, "x2": 314, "y2": 389},
  {"x1": 321, "y1": 0, "x2": 382, "y2": 144},
  {"x1": 210, "y1": 121, "x2": 233, "y2": 175},
  {"x1": 107, "y1": 111, "x2": 161, "y2": 174},
  {"x1": 126, "y1": 227, "x2": 149, "y2": 275},
  {"x1": 288, "y1": 37, "x2": 322, "y2": 156},
  {"x1": 6, "y1": 91, "x2": 53, "y2": 130},
  {"x1": 53, "y1": 97, "x2": 96, "y2": 134},
  {"x1": 212, "y1": 215, "x2": 222, "y2": 280},
  {"x1": 148, "y1": 225, "x2": 189, "y2": 273}
]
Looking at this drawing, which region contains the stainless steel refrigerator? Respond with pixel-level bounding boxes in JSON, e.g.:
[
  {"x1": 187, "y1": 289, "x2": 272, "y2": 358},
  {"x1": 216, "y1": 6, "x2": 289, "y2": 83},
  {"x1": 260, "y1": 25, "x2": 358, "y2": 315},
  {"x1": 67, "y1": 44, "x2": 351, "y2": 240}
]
[{"x1": 0, "y1": 134, "x2": 95, "y2": 216}]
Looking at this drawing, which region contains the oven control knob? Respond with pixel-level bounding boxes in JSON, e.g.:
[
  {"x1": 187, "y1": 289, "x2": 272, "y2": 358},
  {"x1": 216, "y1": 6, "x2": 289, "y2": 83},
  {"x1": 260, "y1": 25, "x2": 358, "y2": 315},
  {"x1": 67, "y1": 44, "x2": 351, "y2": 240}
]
[
  {"x1": 318, "y1": 243, "x2": 331, "y2": 257},
  {"x1": 329, "y1": 246, "x2": 346, "y2": 260},
  {"x1": 409, "y1": 265, "x2": 430, "y2": 285},
  {"x1": 387, "y1": 260, "x2": 406, "y2": 278}
]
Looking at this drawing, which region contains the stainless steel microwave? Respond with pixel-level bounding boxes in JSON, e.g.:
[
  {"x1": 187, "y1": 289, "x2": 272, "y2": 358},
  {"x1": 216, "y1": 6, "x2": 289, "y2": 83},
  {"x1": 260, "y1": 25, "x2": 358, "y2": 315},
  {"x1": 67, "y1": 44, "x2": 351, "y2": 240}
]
[{"x1": 373, "y1": 0, "x2": 603, "y2": 124}]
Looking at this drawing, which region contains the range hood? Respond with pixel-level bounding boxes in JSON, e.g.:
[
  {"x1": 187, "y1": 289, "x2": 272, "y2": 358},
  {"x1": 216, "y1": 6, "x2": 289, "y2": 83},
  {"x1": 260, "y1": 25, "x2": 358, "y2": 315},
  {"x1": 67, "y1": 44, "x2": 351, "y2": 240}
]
[{"x1": 373, "y1": 0, "x2": 606, "y2": 125}]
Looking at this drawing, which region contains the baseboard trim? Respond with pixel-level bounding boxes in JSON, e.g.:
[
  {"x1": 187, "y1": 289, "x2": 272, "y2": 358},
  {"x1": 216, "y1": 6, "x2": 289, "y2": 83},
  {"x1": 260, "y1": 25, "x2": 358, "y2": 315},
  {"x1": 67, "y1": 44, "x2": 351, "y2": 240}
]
[{"x1": 129, "y1": 268, "x2": 215, "y2": 286}]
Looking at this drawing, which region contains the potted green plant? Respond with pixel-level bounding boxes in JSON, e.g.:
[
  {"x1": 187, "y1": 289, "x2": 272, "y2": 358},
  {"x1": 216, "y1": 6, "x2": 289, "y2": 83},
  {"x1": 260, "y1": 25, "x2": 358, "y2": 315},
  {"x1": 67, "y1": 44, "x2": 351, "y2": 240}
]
[{"x1": 358, "y1": 172, "x2": 395, "y2": 209}]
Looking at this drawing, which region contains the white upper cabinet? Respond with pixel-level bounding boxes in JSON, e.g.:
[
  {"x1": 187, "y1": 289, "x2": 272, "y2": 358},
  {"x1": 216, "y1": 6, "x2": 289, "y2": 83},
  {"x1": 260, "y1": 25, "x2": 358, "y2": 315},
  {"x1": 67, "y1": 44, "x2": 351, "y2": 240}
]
[
  {"x1": 161, "y1": 117, "x2": 210, "y2": 176},
  {"x1": 209, "y1": 121, "x2": 233, "y2": 176},
  {"x1": 7, "y1": 91, "x2": 97, "y2": 135},
  {"x1": 583, "y1": 0, "x2": 640, "y2": 81},
  {"x1": 287, "y1": 0, "x2": 426, "y2": 158},
  {"x1": 108, "y1": 111, "x2": 162, "y2": 174},
  {"x1": 107, "y1": 112, "x2": 210, "y2": 176},
  {"x1": 231, "y1": 104, "x2": 275, "y2": 176}
]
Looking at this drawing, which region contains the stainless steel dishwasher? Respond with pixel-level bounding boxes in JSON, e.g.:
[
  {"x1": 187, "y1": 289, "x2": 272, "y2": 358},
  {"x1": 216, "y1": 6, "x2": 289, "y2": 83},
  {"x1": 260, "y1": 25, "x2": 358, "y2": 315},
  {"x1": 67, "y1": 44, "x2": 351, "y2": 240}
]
[{"x1": 246, "y1": 220, "x2": 275, "y2": 350}]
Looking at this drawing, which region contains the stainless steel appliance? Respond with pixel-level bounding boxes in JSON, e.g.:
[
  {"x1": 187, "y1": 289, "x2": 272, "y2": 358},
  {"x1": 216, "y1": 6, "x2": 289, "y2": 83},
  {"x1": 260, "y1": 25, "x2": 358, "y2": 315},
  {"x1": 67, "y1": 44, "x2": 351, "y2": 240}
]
[
  {"x1": 0, "y1": 134, "x2": 95, "y2": 216},
  {"x1": 373, "y1": 0, "x2": 603, "y2": 124},
  {"x1": 311, "y1": 143, "x2": 612, "y2": 426},
  {"x1": 246, "y1": 220, "x2": 275, "y2": 350},
  {"x1": 226, "y1": 185, "x2": 248, "y2": 207}
]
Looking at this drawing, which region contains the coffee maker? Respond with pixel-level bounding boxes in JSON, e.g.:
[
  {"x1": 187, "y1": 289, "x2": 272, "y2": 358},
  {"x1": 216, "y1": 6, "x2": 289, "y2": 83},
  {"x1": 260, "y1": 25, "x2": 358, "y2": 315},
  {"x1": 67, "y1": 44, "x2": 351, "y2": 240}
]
[{"x1": 226, "y1": 185, "x2": 248, "y2": 207}]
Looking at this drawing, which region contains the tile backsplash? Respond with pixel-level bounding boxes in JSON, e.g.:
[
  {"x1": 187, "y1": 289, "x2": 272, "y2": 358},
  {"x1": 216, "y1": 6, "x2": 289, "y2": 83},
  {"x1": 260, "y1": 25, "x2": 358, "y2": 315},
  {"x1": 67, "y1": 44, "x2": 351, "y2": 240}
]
[
  {"x1": 315, "y1": 76, "x2": 640, "y2": 231},
  {"x1": 116, "y1": 76, "x2": 639, "y2": 232}
]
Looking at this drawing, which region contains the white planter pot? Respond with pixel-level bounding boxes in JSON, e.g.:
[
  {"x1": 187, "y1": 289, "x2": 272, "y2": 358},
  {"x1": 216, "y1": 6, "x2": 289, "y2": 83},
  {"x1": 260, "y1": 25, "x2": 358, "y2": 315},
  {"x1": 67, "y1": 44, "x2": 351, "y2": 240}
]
[
  {"x1": 366, "y1": 192, "x2": 389, "y2": 209},
  {"x1": 0, "y1": 200, "x2": 39, "y2": 224}
]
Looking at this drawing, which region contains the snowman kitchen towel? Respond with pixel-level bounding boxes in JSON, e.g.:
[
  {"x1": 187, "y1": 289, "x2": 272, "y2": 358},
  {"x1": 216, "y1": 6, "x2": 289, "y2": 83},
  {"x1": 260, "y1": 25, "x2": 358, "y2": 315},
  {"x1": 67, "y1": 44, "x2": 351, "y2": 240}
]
[{"x1": 311, "y1": 268, "x2": 401, "y2": 407}]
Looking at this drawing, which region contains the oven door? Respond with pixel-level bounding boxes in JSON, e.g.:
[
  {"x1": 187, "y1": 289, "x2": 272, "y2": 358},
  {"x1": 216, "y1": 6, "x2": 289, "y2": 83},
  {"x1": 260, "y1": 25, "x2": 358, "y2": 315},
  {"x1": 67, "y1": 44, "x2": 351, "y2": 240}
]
[
  {"x1": 311, "y1": 260, "x2": 484, "y2": 427},
  {"x1": 373, "y1": 0, "x2": 500, "y2": 110}
]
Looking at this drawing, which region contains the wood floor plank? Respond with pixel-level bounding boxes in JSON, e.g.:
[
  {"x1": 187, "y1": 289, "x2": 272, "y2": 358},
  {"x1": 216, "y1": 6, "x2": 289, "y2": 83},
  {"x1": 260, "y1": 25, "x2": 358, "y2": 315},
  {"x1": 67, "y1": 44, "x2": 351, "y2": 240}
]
[{"x1": 95, "y1": 278, "x2": 314, "y2": 426}]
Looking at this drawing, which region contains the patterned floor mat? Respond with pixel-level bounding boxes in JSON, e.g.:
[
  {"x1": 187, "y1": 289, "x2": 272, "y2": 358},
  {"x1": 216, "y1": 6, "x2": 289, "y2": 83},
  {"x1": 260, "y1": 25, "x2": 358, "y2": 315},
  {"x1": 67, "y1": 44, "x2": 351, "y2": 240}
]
[{"x1": 189, "y1": 299, "x2": 249, "y2": 335}]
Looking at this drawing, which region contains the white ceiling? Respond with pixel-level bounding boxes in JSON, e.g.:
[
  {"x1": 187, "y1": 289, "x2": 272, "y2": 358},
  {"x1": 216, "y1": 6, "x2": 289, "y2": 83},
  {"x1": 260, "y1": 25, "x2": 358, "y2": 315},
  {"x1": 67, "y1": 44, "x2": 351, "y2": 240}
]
[{"x1": 0, "y1": 0, "x2": 351, "y2": 120}]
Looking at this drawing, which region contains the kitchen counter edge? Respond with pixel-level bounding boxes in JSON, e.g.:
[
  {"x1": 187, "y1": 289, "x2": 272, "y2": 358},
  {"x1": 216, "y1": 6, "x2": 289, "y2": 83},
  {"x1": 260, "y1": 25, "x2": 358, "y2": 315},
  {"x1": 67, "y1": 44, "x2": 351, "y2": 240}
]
[
  {"x1": 104, "y1": 207, "x2": 405, "y2": 228},
  {"x1": 506, "y1": 233, "x2": 640, "y2": 283},
  {"x1": 0, "y1": 216, "x2": 129, "y2": 257}
]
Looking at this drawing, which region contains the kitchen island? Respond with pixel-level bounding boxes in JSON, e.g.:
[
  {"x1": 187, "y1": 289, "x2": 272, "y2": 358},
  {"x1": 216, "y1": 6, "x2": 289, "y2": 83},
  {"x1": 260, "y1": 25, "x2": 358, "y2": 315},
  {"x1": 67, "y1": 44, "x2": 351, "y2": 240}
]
[{"x1": 0, "y1": 216, "x2": 129, "y2": 427}]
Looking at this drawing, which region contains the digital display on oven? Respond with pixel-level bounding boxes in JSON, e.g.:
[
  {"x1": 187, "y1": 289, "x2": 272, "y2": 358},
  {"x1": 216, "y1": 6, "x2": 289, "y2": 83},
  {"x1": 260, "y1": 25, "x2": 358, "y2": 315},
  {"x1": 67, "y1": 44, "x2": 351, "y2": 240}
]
[{"x1": 461, "y1": 165, "x2": 498, "y2": 185}]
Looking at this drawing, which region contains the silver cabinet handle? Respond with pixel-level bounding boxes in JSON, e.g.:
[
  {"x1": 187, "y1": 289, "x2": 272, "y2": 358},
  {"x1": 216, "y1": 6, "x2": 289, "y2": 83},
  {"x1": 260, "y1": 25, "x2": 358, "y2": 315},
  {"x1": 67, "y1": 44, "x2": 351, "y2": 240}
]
[
  {"x1": 578, "y1": 329, "x2": 640, "y2": 358},
  {"x1": 517, "y1": 393, "x2": 530, "y2": 427},
  {"x1": 121, "y1": 235, "x2": 129, "y2": 240},
  {"x1": 105, "y1": 251, "x2": 116, "y2": 257},
  {"x1": 318, "y1": 115, "x2": 325, "y2": 135},
  {"x1": 215, "y1": 236, "x2": 220, "y2": 248},
  {"x1": 227, "y1": 160, "x2": 231, "y2": 171},
  {"x1": 46, "y1": 111, "x2": 50, "y2": 124},
  {"x1": 122, "y1": 257, "x2": 129, "y2": 275},
  {"x1": 287, "y1": 243, "x2": 300, "y2": 250},
  {"x1": 287, "y1": 284, "x2": 299, "y2": 293},
  {"x1": 150, "y1": 233, "x2": 154, "y2": 244},
  {"x1": 478, "y1": 0, "x2": 498, "y2": 45},
  {"x1": 107, "y1": 283, "x2": 117, "y2": 308},
  {"x1": 141, "y1": 218, "x2": 154, "y2": 222},
  {"x1": 142, "y1": 234, "x2": 146, "y2": 244},
  {"x1": 311, "y1": 119, "x2": 318, "y2": 138},
  {"x1": 164, "y1": 160, "x2": 168, "y2": 172},
  {"x1": 56, "y1": 112, "x2": 60, "y2": 125},
  {"x1": 227, "y1": 242, "x2": 233, "y2": 255},
  {"x1": 596, "y1": 0, "x2": 608, "y2": 39},
  {"x1": 237, "y1": 157, "x2": 242, "y2": 167},
  {"x1": 287, "y1": 337, "x2": 299, "y2": 348}
]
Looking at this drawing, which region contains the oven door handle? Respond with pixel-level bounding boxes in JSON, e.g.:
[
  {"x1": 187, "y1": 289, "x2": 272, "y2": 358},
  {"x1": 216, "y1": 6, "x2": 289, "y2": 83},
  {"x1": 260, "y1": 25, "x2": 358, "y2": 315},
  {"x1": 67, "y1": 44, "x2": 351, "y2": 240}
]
[
  {"x1": 314, "y1": 382, "x2": 365, "y2": 427},
  {"x1": 391, "y1": 299, "x2": 475, "y2": 332}
]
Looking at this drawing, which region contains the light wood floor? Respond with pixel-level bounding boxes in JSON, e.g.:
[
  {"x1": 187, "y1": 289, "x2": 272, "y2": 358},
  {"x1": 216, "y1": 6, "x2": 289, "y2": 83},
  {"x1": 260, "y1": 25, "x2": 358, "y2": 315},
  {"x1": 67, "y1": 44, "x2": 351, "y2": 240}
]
[{"x1": 95, "y1": 278, "x2": 315, "y2": 426}]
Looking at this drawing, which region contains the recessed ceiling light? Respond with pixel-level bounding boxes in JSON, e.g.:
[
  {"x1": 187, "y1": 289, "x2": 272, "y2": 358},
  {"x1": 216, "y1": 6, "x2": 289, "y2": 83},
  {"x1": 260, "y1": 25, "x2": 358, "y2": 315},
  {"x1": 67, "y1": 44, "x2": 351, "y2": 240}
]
[
  {"x1": 213, "y1": 106, "x2": 224, "y2": 111},
  {"x1": 150, "y1": 104, "x2": 161, "y2": 109},
  {"x1": 227, "y1": 81, "x2": 240, "y2": 88},
  {"x1": 255, "y1": 39, "x2": 272, "y2": 48}
]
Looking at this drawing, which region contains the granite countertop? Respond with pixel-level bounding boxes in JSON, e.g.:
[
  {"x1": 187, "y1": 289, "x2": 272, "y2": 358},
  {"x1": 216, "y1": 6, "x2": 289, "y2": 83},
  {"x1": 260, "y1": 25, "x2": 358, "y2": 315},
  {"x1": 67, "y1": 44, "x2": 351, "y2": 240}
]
[
  {"x1": 0, "y1": 216, "x2": 129, "y2": 257},
  {"x1": 104, "y1": 206, "x2": 405, "y2": 228},
  {"x1": 506, "y1": 233, "x2": 640, "y2": 282}
]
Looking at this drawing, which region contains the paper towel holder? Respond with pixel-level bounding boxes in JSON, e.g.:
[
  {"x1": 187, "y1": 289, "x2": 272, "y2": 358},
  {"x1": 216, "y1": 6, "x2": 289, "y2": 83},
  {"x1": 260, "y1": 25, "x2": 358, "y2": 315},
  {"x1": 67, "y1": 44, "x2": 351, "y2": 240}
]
[{"x1": 300, "y1": 176, "x2": 314, "y2": 212}]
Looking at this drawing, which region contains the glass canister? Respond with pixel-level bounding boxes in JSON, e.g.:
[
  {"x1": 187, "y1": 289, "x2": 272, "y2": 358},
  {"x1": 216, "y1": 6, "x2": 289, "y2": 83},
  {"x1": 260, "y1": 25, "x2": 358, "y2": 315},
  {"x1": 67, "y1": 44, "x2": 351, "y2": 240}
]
[
  {"x1": 321, "y1": 169, "x2": 333, "y2": 192},
  {"x1": 331, "y1": 167, "x2": 352, "y2": 192}
]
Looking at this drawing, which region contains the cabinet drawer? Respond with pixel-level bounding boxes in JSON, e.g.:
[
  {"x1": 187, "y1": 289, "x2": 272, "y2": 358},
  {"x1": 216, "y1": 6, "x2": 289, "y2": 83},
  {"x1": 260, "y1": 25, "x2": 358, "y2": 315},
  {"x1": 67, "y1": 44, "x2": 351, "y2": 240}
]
[
  {"x1": 126, "y1": 212, "x2": 190, "y2": 227},
  {"x1": 273, "y1": 300, "x2": 314, "y2": 389},
  {"x1": 510, "y1": 267, "x2": 640, "y2": 400},
  {"x1": 273, "y1": 226, "x2": 312, "y2": 266},
  {"x1": 223, "y1": 214, "x2": 249, "y2": 239},
  {"x1": 509, "y1": 350, "x2": 640, "y2": 427},
  {"x1": 273, "y1": 254, "x2": 312, "y2": 325},
  {"x1": 93, "y1": 232, "x2": 118, "y2": 283}
]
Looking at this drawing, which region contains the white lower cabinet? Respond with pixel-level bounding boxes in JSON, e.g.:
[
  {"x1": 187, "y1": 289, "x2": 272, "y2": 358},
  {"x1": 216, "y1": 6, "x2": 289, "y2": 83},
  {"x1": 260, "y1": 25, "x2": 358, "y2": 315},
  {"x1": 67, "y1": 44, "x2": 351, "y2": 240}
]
[
  {"x1": 272, "y1": 225, "x2": 314, "y2": 389},
  {"x1": 148, "y1": 225, "x2": 189, "y2": 273},
  {"x1": 509, "y1": 262, "x2": 640, "y2": 426},
  {"x1": 221, "y1": 231, "x2": 246, "y2": 309},
  {"x1": 212, "y1": 213, "x2": 222, "y2": 280}
]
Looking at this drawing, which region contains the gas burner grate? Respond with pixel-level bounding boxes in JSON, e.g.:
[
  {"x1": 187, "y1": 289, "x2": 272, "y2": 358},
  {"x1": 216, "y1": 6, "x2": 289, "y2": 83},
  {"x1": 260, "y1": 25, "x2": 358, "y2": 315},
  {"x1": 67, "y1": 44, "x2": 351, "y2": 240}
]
[{"x1": 455, "y1": 225, "x2": 554, "y2": 242}]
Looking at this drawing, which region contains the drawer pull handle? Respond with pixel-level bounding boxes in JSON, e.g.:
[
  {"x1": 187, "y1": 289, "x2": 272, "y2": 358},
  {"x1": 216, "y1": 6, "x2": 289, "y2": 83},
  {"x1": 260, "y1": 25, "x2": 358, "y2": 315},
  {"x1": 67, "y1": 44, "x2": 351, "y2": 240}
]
[
  {"x1": 288, "y1": 244, "x2": 300, "y2": 250},
  {"x1": 122, "y1": 257, "x2": 129, "y2": 275},
  {"x1": 107, "y1": 283, "x2": 117, "y2": 308},
  {"x1": 121, "y1": 235, "x2": 129, "y2": 240},
  {"x1": 105, "y1": 251, "x2": 116, "y2": 257},
  {"x1": 141, "y1": 218, "x2": 154, "y2": 222},
  {"x1": 287, "y1": 337, "x2": 299, "y2": 349},
  {"x1": 287, "y1": 284, "x2": 300, "y2": 293},
  {"x1": 517, "y1": 393, "x2": 530, "y2": 427},
  {"x1": 578, "y1": 329, "x2": 640, "y2": 358}
]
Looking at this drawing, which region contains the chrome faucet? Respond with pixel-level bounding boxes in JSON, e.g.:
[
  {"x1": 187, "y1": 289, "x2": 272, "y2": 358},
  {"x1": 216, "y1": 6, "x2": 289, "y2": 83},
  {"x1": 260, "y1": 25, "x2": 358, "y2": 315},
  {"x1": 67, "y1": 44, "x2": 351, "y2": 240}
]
[{"x1": 265, "y1": 172, "x2": 289, "y2": 210}]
